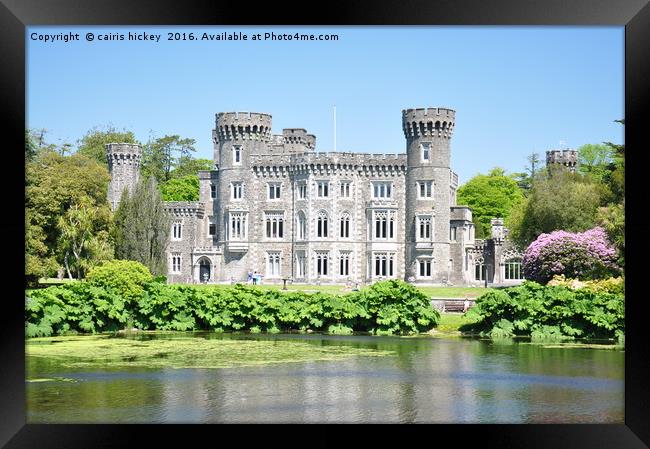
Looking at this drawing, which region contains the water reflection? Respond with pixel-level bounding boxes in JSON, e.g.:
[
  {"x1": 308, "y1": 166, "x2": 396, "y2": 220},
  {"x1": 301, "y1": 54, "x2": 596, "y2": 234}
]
[{"x1": 27, "y1": 333, "x2": 623, "y2": 423}]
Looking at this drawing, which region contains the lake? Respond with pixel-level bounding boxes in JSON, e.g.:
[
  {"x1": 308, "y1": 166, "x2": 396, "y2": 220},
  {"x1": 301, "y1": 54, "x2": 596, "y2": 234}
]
[{"x1": 26, "y1": 332, "x2": 624, "y2": 423}]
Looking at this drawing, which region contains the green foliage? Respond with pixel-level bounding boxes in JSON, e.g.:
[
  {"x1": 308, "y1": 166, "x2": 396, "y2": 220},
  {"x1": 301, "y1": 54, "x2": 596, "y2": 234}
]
[
  {"x1": 86, "y1": 260, "x2": 154, "y2": 303},
  {"x1": 456, "y1": 167, "x2": 524, "y2": 238},
  {"x1": 547, "y1": 275, "x2": 624, "y2": 294},
  {"x1": 112, "y1": 177, "x2": 171, "y2": 275},
  {"x1": 25, "y1": 151, "x2": 113, "y2": 285},
  {"x1": 460, "y1": 281, "x2": 624, "y2": 341},
  {"x1": 171, "y1": 158, "x2": 213, "y2": 178},
  {"x1": 25, "y1": 279, "x2": 440, "y2": 337},
  {"x1": 141, "y1": 135, "x2": 196, "y2": 183},
  {"x1": 507, "y1": 170, "x2": 602, "y2": 248},
  {"x1": 76, "y1": 125, "x2": 137, "y2": 167},
  {"x1": 160, "y1": 175, "x2": 200, "y2": 201},
  {"x1": 576, "y1": 144, "x2": 613, "y2": 184}
]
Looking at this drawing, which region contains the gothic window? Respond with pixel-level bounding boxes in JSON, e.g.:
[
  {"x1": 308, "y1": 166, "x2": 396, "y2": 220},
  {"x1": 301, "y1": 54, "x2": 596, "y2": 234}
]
[
  {"x1": 265, "y1": 212, "x2": 284, "y2": 239},
  {"x1": 229, "y1": 212, "x2": 247, "y2": 240},
  {"x1": 417, "y1": 216, "x2": 432, "y2": 240},
  {"x1": 298, "y1": 182, "x2": 307, "y2": 199},
  {"x1": 474, "y1": 258, "x2": 485, "y2": 281},
  {"x1": 233, "y1": 145, "x2": 242, "y2": 165},
  {"x1": 296, "y1": 251, "x2": 307, "y2": 278},
  {"x1": 297, "y1": 211, "x2": 307, "y2": 240},
  {"x1": 372, "y1": 181, "x2": 392, "y2": 199},
  {"x1": 339, "y1": 251, "x2": 351, "y2": 276},
  {"x1": 172, "y1": 221, "x2": 182, "y2": 240},
  {"x1": 374, "y1": 210, "x2": 395, "y2": 239},
  {"x1": 315, "y1": 251, "x2": 329, "y2": 276},
  {"x1": 450, "y1": 226, "x2": 457, "y2": 241},
  {"x1": 340, "y1": 181, "x2": 351, "y2": 198},
  {"x1": 317, "y1": 210, "x2": 329, "y2": 238},
  {"x1": 171, "y1": 253, "x2": 182, "y2": 273},
  {"x1": 317, "y1": 181, "x2": 329, "y2": 198},
  {"x1": 268, "y1": 183, "x2": 281, "y2": 200},
  {"x1": 340, "y1": 211, "x2": 351, "y2": 238},
  {"x1": 421, "y1": 142, "x2": 431, "y2": 161},
  {"x1": 505, "y1": 258, "x2": 523, "y2": 280},
  {"x1": 418, "y1": 181, "x2": 433, "y2": 199},
  {"x1": 210, "y1": 184, "x2": 217, "y2": 199},
  {"x1": 231, "y1": 182, "x2": 243, "y2": 199},
  {"x1": 418, "y1": 258, "x2": 432, "y2": 278},
  {"x1": 266, "y1": 251, "x2": 281, "y2": 278},
  {"x1": 373, "y1": 252, "x2": 395, "y2": 277}
]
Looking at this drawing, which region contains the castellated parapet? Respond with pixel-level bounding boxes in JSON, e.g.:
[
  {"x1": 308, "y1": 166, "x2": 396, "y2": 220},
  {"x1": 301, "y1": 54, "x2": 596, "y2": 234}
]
[
  {"x1": 402, "y1": 107, "x2": 456, "y2": 141},
  {"x1": 106, "y1": 143, "x2": 141, "y2": 211},
  {"x1": 213, "y1": 112, "x2": 273, "y2": 143},
  {"x1": 546, "y1": 149, "x2": 578, "y2": 172}
]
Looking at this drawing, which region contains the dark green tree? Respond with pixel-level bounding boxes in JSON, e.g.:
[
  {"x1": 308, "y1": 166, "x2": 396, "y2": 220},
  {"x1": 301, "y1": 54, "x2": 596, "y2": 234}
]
[
  {"x1": 113, "y1": 177, "x2": 171, "y2": 276},
  {"x1": 141, "y1": 135, "x2": 197, "y2": 183},
  {"x1": 507, "y1": 170, "x2": 602, "y2": 247},
  {"x1": 160, "y1": 175, "x2": 200, "y2": 201},
  {"x1": 171, "y1": 157, "x2": 213, "y2": 179}
]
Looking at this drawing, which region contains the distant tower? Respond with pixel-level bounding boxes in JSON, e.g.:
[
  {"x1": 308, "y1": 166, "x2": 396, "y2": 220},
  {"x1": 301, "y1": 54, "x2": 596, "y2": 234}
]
[
  {"x1": 545, "y1": 149, "x2": 578, "y2": 173},
  {"x1": 106, "y1": 143, "x2": 141, "y2": 210},
  {"x1": 403, "y1": 107, "x2": 456, "y2": 283}
]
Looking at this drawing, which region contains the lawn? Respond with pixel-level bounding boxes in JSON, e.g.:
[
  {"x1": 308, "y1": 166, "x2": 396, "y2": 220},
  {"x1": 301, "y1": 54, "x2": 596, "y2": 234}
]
[
  {"x1": 435, "y1": 312, "x2": 479, "y2": 335},
  {"x1": 186, "y1": 282, "x2": 493, "y2": 298}
]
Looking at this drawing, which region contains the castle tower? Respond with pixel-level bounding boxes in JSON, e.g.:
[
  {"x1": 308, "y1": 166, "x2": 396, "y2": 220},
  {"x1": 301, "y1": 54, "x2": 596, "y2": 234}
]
[
  {"x1": 546, "y1": 149, "x2": 578, "y2": 173},
  {"x1": 403, "y1": 107, "x2": 456, "y2": 283},
  {"x1": 212, "y1": 112, "x2": 272, "y2": 245},
  {"x1": 106, "y1": 143, "x2": 141, "y2": 210}
]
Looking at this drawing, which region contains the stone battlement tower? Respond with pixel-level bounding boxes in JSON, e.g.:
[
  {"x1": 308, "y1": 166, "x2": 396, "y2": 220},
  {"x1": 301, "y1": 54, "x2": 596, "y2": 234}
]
[
  {"x1": 546, "y1": 149, "x2": 577, "y2": 173},
  {"x1": 106, "y1": 143, "x2": 141, "y2": 210},
  {"x1": 403, "y1": 107, "x2": 456, "y2": 282}
]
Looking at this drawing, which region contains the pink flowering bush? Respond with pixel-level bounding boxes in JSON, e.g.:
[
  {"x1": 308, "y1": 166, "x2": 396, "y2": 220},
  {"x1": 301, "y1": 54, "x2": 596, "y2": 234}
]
[{"x1": 522, "y1": 227, "x2": 620, "y2": 284}]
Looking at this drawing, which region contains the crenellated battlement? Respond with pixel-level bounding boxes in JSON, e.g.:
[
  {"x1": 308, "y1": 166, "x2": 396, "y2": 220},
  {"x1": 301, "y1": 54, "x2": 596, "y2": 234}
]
[
  {"x1": 546, "y1": 149, "x2": 578, "y2": 168},
  {"x1": 282, "y1": 128, "x2": 316, "y2": 150},
  {"x1": 402, "y1": 107, "x2": 455, "y2": 139},
  {"x1": 106, "y1": 143, "x2": 142, "y2": 165},
  {"x1": 214, "y1": 111, "x2": 272, "y2": 142}
]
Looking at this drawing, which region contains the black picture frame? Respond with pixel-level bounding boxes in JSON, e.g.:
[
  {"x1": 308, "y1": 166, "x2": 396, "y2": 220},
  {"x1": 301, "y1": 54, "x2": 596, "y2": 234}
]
[{"x1": 2, "y1": 0, "x2": 648, "y2": 447}]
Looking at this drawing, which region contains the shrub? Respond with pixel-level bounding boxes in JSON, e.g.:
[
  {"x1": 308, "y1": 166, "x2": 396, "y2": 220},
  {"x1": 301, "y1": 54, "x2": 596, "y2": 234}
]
[
  {"x1": 86, "y1": 260, "x2": 154, "y2": 302},
  {"x1": 522, "y1": 227, "x2": 620, "y2": 284},
  {"x1": 25, "y1": 279, "x2": 441, "y2": 337},
  {"x1": 461, "y1": 281, "x2": 624, "y2": 341},
  {"x1": 547, "y1": 275, "x2": 624, "y2": 294}
]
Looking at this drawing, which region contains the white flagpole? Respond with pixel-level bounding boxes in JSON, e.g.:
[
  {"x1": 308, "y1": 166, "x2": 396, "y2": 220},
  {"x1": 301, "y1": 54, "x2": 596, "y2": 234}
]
[{"x1": 333, "y1": 105, "x2": 337, "y2": 152}]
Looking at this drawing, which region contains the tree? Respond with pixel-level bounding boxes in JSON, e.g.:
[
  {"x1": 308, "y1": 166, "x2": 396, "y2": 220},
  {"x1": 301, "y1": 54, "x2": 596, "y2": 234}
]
[
  {"x1": 160, "y1": 175, "x2": 200, "y2": 201},
  {"x1": 507, "y1": 170, "x2": 602, "y2": 248},
  {"x1": 57, "y1": 201, "x2": 114, "y2": 280},
  {"x1": 141, "y1": 135, "x2": 196, "y2": 183},
  {"x1": 113, "y1": 177, "x2": 171, "y2": 276},
  {"x1": 25, "y1": 152, "x2": 113, "y2": 285},
  {"x1": 577, "y1": 143, "x2": 612, "y2": 184},
  {"x1": 171, "y1": 157, "x2": 212, "y2": 179},
  {"x1": 76, "y1": 125, "x2": 137, "y2": 167},
  {"x1": 456, "y1": 167, "x2": 524, "y2": 238}
]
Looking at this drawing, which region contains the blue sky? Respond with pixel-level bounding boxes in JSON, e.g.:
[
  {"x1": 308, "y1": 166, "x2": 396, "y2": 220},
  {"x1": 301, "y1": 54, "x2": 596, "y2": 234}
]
[{"x1": 27, "y1": 26, "x2": 623, "y2": 184}]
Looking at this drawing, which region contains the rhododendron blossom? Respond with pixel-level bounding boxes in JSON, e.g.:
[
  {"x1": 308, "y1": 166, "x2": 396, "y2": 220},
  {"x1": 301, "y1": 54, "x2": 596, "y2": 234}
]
[{"x1": 522, "y1": 227, "x2": 620, "y2": 283}]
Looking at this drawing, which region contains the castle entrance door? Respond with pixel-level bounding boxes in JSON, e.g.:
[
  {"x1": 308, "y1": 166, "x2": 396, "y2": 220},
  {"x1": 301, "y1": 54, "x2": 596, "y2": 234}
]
[{"x1": 199, "y1": 258, "x2": 211, "y2": 283}]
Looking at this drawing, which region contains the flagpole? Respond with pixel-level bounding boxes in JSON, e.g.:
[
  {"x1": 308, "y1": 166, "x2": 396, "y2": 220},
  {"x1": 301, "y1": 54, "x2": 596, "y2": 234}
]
[{"x1": 333, "y1": 105, "x2": 337, "y2": 152}]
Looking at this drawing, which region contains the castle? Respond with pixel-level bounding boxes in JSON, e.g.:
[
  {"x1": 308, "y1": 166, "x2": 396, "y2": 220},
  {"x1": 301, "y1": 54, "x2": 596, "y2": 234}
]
[{"x1": 106, "y1": 107, "x2": 526, "y2": 286}]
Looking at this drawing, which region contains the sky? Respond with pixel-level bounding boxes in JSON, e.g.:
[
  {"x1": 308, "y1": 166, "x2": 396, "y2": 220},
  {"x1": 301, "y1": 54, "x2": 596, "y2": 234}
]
[{"x1": 26, "y1": 26, "x2": 624, "y2": 184}]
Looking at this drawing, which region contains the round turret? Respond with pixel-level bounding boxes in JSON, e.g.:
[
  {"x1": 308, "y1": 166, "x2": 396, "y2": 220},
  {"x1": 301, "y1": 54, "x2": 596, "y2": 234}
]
[
  {"x1": 106, "y1": 143, "x2": 142, "y2": 210},
  {"x1": 402, "y1": 107, "x2": 455, "y2": 142},
  {"x1": 214, "y1": 112, "x2": 272, "y2": 143}
]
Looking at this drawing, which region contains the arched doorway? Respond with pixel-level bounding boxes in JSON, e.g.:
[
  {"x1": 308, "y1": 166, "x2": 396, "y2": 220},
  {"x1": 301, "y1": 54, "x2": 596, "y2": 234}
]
[{"x1": 198, "y1": 258, "x2": 211, "y2": 283}]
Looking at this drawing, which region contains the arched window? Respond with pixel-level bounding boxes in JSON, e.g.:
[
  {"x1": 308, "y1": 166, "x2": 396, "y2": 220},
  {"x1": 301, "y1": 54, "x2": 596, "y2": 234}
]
[
  {"x1": 340, "y1": 211, "x2": 351, "y2": 238},
  {"x1": 317, "y1": 210, "x2": 328, "y2": 237},
  {"x1": 474, "y1": 257, "x2": 485, "y2": 281},
  {"x1": 505, "y1": 257, "x2": 523, "y2": 280},
  {"x1": 297, "y1": 211, "x2": 307, "y2": 240}
]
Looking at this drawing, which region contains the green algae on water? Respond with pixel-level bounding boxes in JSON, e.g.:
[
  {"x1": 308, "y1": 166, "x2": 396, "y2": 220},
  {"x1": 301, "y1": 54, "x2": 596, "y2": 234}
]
[{"x1": 26, "y1": 334, "x2": 395, "y2": 369}]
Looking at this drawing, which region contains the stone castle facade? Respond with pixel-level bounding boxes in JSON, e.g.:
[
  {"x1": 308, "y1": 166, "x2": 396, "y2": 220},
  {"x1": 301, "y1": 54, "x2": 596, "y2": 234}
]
[{"x1": 107, "y1": 107, "x2": 526, "y2": 286}]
